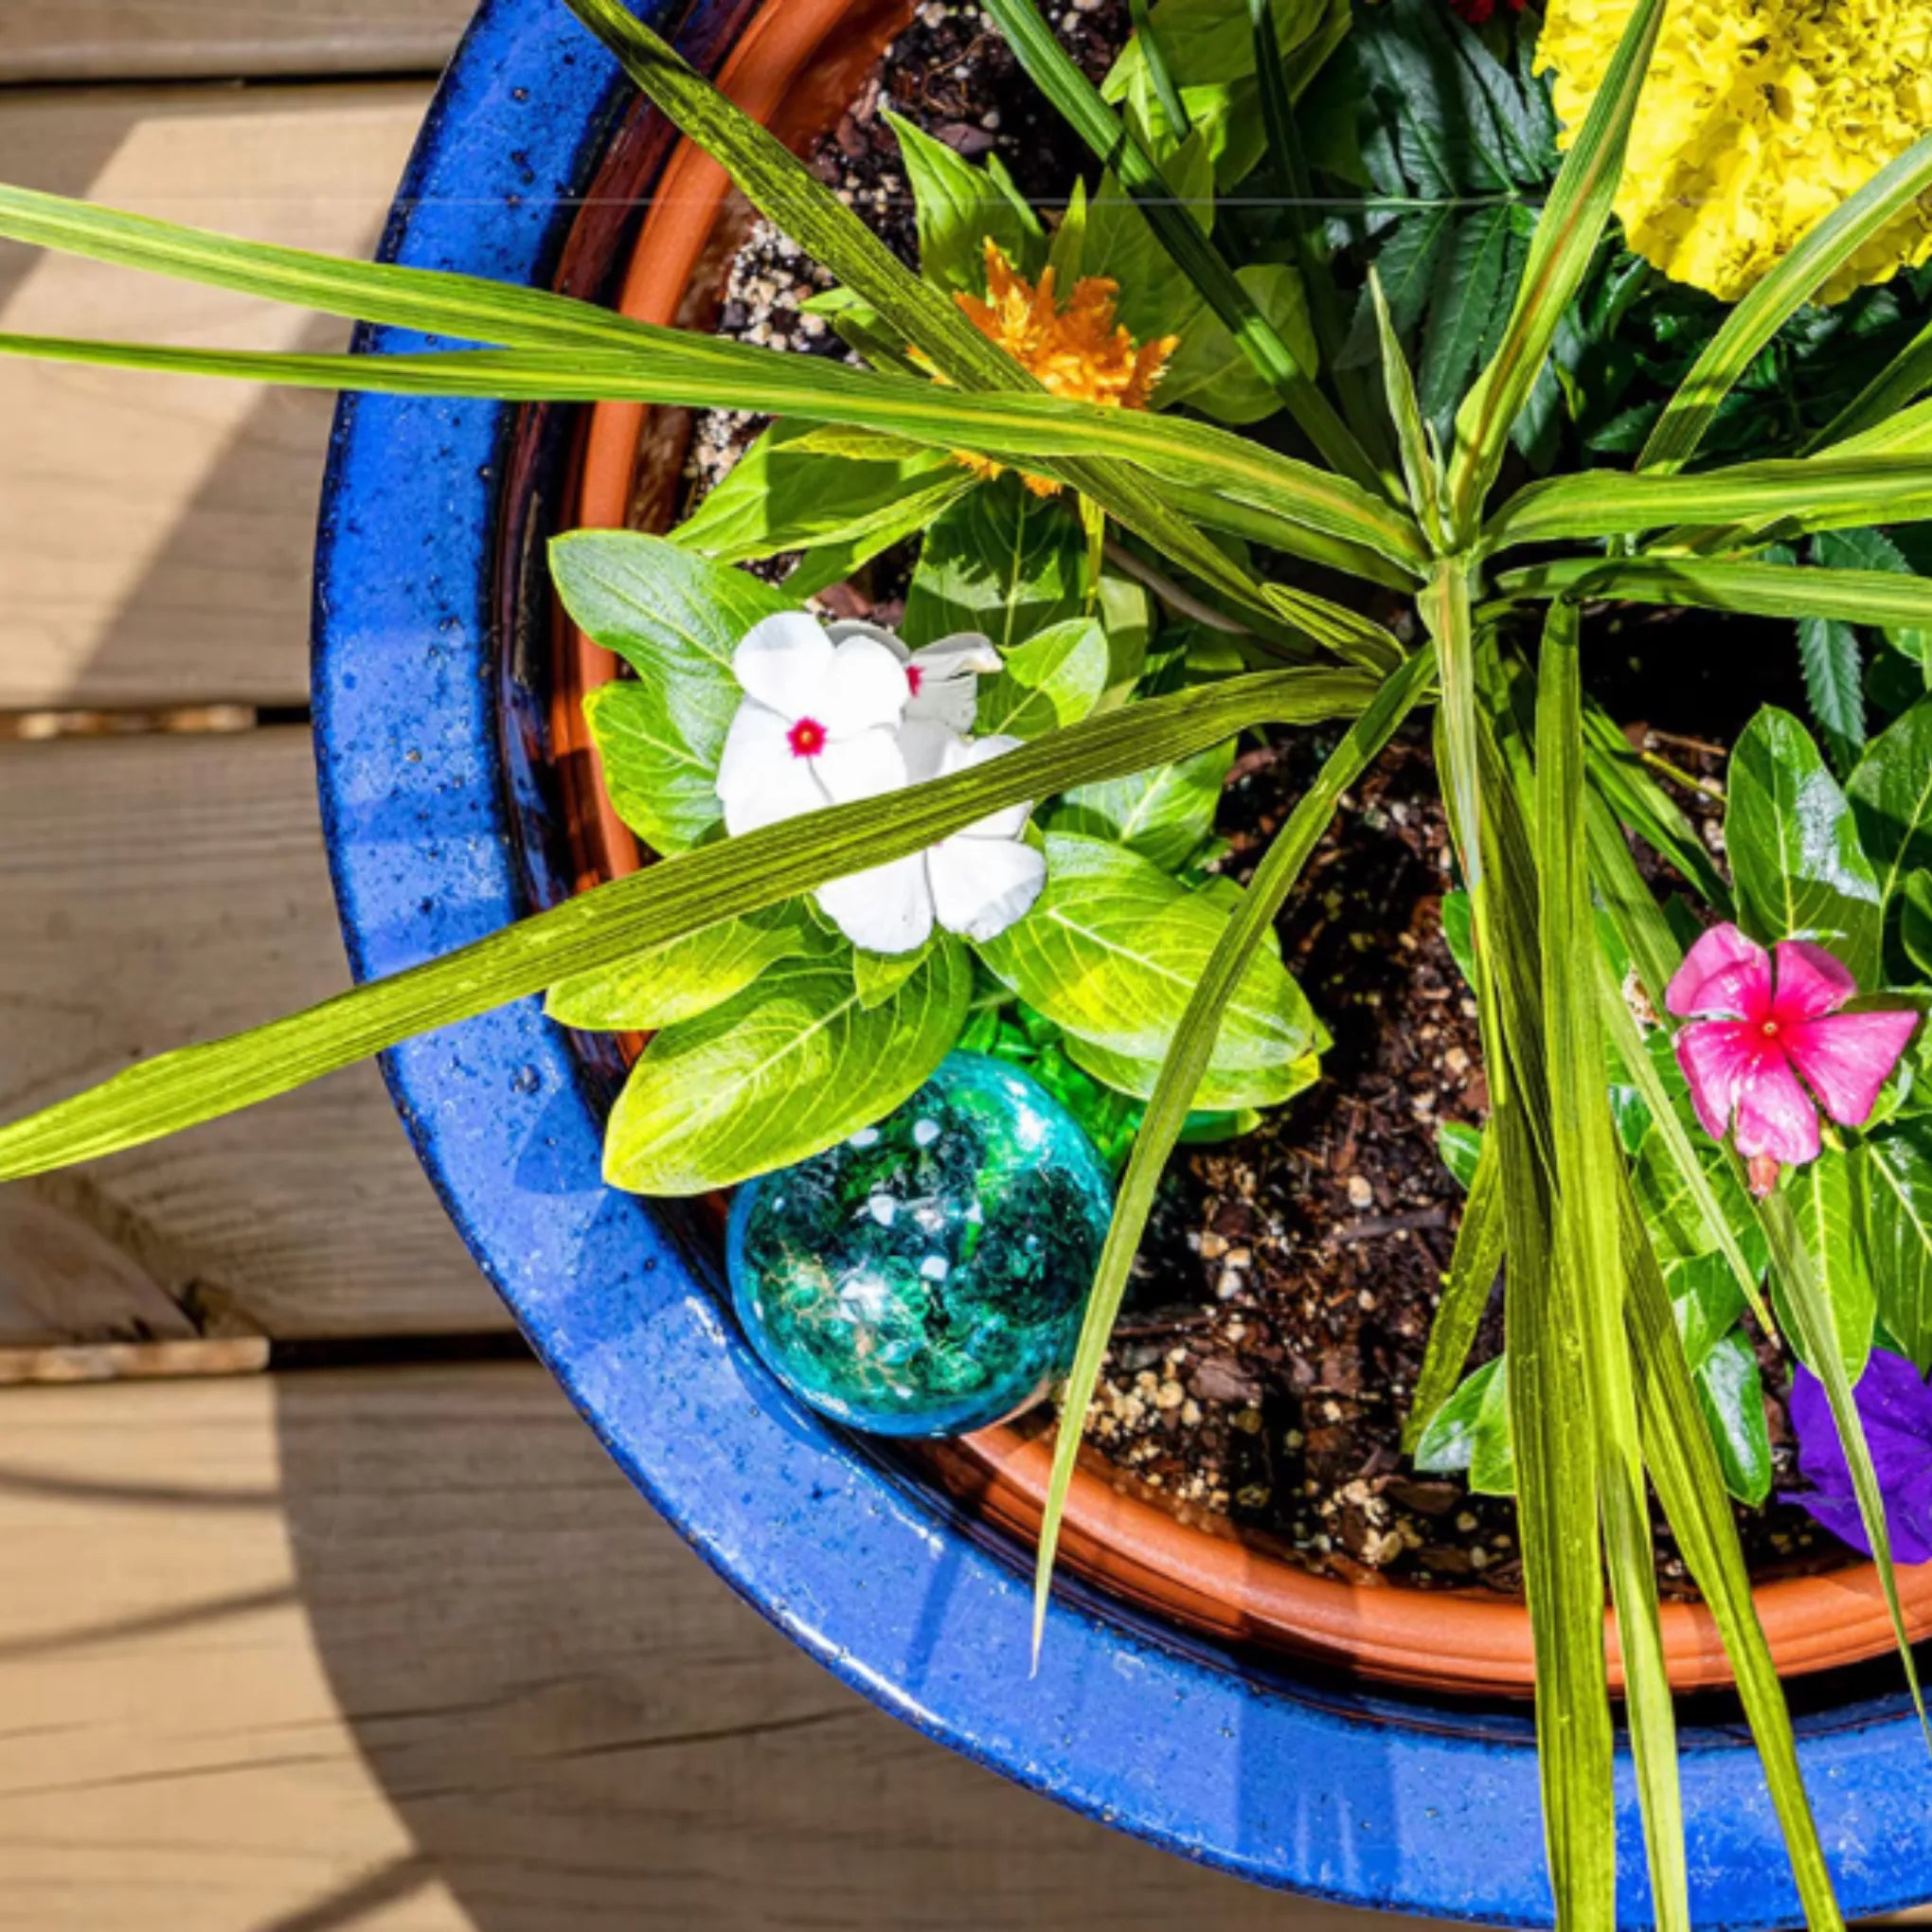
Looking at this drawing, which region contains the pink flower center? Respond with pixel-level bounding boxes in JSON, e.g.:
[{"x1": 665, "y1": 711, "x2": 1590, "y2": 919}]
[
  {"x1": 787, "y1": 716, "x2": 827, "y2": 759},
  {"x1": 905, "y1": 665, "x2": 923, "y2": 698}
]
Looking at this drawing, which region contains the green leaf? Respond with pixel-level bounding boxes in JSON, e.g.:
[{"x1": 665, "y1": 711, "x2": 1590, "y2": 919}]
[
  {"x1": 1440, "y1": 887, "x2": 1476, "y2": 987},
  {"x1": 1412, "y1": 1354, "x2": 1506, "y2": 1476},
  {"x1": 1783, "y1": 1150, "x2": 1877, "y2": 1385},
  {"x1": 886, "y1": 111, "x2": 1045, "y2": 290},
  {"x1": 977, "y1": 619, "x2": 1112, "y2": 739},
  {"x1": 1797, "y1": 611, "x2": 1867, "y2": 778},
  {"x1": 1104, "y1": 0, "x2": 1337, "y2": 93},
  {"x1": 1047, "y1": 175, "x2": 1088, "y2": 285},
  {"x1": 1439, "y1": 1119, "x2": 1483, "y2": 1190},
  {"x1": 1582, "y1": 702, "x2": 1730, "y2": 913},
  {"x1": 1850, "y1": 697, "x2": 1932, "y2": 975},
  {"x1": 976, "y1": 832, "x2": 1327, "y2": 1108},
  {"x1": 671, "y1": 420, "x2": 974, "y2": 573},
  {"x1": 602, "y1": 944, "x2": 971, "y2": 1194},
  {"x1": 1368, "y1": 264, "x2": 1443, "y2": 547},
  {"x1": 1905, "y1": 869, "x2": 1932, "y2": 978},
  {"x1": 1052, "y1": 740, "x2": 1233, "y2": 869},
  {"x1": 1084, "y1": 134, "x2": 1217, "y2": 347},
  {"x1": 1487, "y1": 456, "x2": 1932, "y2": 554},
  {"x1": 1726, "y1": 707, "x2": 1883, "y2": 986},
  {"x1": 1418, "y1": 206, "x2": 1512, "y2": 431},
  {"x1": 1694, "y1": 1327, "x2": 1774, "y2": 1507},
  {"x1": 903, "y1": 479, "x2": 1089, "y2": 650},
  {"x1": 1063, "y1": 1031, "x2": 1317, "y2": 1110},
  {"x1": 545, "y1": 904, "x2": 824, "y2": 1031},
  {"x1": 1666, "y1": 1251, "x2": 1749, "y2": 1375},
  {"x1": 552, "y1": 533, "x2": 794, "y2": 854},
  {"x1": 1159, "y1": 261, "x2": 1319, "y2": 424},
  {"x1": 1641, "y1": 131, "x2": 1932, "y2": 475},
  {"x1": 852, "y1": 941, "x2": 932, "y2": 1010},
  {"x1": 0, "y1": 665, "x2": 1374, "y2": 1183},
  {"x1": 1862, "y1": 1128, "x2": 1932, "y2": 1372},
  {"x1": 1534, "y1": 599, "x2": 1687, "y2": 1931}
]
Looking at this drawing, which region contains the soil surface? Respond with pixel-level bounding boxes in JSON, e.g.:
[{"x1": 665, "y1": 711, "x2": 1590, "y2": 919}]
[{"x1": 656, "y1": 2, "x2": 1845, "y2": 1597}]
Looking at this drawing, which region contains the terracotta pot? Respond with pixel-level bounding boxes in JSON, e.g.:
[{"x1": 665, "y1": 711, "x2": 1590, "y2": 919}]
[{"x1": 556, "y1": 0, "x2": 1932, "y2": 1697}]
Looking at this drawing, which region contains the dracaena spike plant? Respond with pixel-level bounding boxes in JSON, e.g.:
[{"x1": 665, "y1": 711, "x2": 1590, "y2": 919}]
[{"x1": 11, "y1": 0, "x2": 1932, "y2": 1918}]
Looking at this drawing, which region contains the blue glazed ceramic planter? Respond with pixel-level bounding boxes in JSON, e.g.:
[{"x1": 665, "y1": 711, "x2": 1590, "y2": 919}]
[{"x1": 311, "y1": 2, "x2": 1932, "y2": 1921}]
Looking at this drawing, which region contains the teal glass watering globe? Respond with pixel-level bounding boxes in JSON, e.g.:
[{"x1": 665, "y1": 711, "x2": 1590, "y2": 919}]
[{"x1": 725, "y1": 1052, "x2": 1114, "y2": 1438}]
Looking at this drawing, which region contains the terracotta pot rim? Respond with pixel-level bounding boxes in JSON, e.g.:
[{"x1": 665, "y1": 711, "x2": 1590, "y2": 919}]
[{"x1": 561, "y1": 0, "x2": 1932, "y2": 1700}]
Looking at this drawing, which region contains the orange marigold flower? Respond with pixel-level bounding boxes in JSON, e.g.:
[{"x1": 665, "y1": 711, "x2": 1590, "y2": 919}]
[{"x1": 950, "y1": 239, "x2": 1177, "y2": 496}]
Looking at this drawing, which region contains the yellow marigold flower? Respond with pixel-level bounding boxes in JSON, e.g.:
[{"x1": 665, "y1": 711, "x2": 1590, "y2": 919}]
[
  {"x1": 1540, "y1": 0, "x2": 1932, "y2": 302},
  {"x1": 951, "y1": 239, "x2": 1177, "y2": 495}
]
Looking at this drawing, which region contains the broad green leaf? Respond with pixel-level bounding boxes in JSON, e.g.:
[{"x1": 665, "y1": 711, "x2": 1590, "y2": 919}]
[
  {"x1": 1850, "y1": 697, "x2": 1932, "y2": 973},
  {"x1": 1047, "y1": 175, "x2": 1088, "y2": 285},
  {"x1": 1064, "y1": 1031, "x2": 1318, "y2": 1110},
  {"x1": 852, "y1": 941, "x2": 932, "y2": 1010},
  {"x1": 603, "y1": 944, "x2": 971, "y2": 1194},
  {"x1": 886, "y1": 112, "x2": 1045, "y2": 290},
  {"x1": 1440, "y1": 887, "x2": 1476, "y2": 986},
  {"x1": 1726, "y1": 707, "x2": 1883, "y2": 986},
  {"x1": 552, "y1": 533, "x2": 793, "y2": 854},
  {"x1": 579, "y1": 684, "x2": 721, "y2": 857},
  {"x1": 1641, "y1": 132, "x2": 1932, "y2": 475},
  {"x1": 1053, "y1": 739, "x2": 1233, "y2": 870},
  {"x1": 1666, "y1": 1252, "x2": 1748, "y2": 1376},
  {"x1": 1438, "y1": 1119, "x2": 1483, "y2": 1190},
  {"x1": 1027, "y1": 650, "x2": 1433, "y2": 1659},
  {"x1": 1412, "y1": 1354, "x2": 1512, "y2": 1486},
  {"x1": 546, "y1": 904, "x2": 824, "y2": 1030},
  {"x1": 1783, "y1": 1151, "x2": 1877, "y2": 1385},
  {"x1": 1104, "y1": 0, "x2": 1336, "y2": 92},
  {"x1": 1126, "y1": 0, "x2": 1193, "y2": 141},
  {"x1": 1443, "y1": 0, "x2": 1666, "y2": 534},
  {"x1": 0, "y1": 665, "x2": 1373, "y2": 1183},
  {"x1": 1862, "y1": 1129, "x2": 1932, "y2": 1372},
  {"x1": 976, "y1": 832, "x2": 1328, "y2": 1107},
  {"x1": 671, "y1": 420, "x2": 974, "y2": 571},
  {"x1": 1084, "y1": 135, "x2": 1217, "y2": 348},
  {"x1": 1694, "y1": 1327, "x2": 1774, "y2": 1507},
  {"x1": 1159, "y1": 262, "x2": 1319, "y2": 423},
  {"x1": 977, "y1": 619, "x2": 1112, "y2": 740},
  {"x1": 904, "y1": 480, "x2": 1093, "y2": 650}
]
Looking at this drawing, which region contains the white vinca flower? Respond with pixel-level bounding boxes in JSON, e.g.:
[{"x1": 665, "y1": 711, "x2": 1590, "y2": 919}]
[
  {"x1": 816, "y1": 731, "x2": 1048, "y2": 955},
  {"x1": 712, "y1": 611, "x2": 1043, "y2": 956}
]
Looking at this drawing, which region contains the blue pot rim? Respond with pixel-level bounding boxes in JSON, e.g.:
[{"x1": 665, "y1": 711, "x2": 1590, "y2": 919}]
[{"x1": 309, "y1": 3, "x2": 1932, "y2": 1921}]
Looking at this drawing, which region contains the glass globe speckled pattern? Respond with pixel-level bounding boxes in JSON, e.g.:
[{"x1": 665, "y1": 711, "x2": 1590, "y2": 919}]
[{"x1": 725, "y1": 1052, "x2": 1114, "y2": 1438}]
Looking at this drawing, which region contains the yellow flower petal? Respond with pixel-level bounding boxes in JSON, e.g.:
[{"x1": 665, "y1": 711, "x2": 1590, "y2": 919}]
[{"x1": 1539, "y1": 0, "x2": 1932, "y2": 301}]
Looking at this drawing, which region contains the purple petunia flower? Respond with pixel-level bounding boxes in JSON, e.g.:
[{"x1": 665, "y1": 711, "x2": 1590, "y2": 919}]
[{"x1": 1786, "y1": 1349, "x2": 1932, "y2": 1564}]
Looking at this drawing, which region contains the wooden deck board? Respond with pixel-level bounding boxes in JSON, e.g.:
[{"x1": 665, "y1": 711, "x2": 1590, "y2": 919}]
[
  {"x1": 0, "y1": 1, "x2": 471, "y2": 84},
  {"x1": 0, "y1": 727, "x2": 506, "y2": 1340},
  {"x1": 0, "y1": 82, "x2": 432, "y2": 711},
  {"x1": 0, "y1": 1364, "x2": 1422, "y2": 1931}
]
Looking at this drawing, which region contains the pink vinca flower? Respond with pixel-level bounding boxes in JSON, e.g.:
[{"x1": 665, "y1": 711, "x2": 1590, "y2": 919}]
[{"x1": 1667, "y1": 924, "x2": 1919, "y2": 1194}]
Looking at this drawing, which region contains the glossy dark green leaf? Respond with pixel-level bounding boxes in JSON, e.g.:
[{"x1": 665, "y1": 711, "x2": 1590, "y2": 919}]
[
  {"x1": 1850, "y1": 698, "x2": 1932, "y2": 975},
  {"x1": 1862, "y1": 1128, "x2": 1932, "y2": 1372},
  {"x1": 1905, "y1": 869, "x2": 1932, "y2": 979},
  {"x1": 1438, "y1": 1119, "x2": 1483, "y2": 1191},
  {"x1": 1782, "y1": 1150, "x2": 1877, "y2": 1385},
  {"x1": 1694, "y1": 1327, "x2": 1774, "y2": 1507},
  {"x1": 1726, "y1": 707, "x2": 1883, "y2": 986}
]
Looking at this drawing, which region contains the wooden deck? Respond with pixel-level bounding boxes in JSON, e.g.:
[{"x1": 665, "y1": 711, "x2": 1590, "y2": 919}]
[{"x1": 0, "y1": 9, "x2": 1444, "y2": 1924}]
